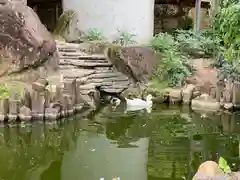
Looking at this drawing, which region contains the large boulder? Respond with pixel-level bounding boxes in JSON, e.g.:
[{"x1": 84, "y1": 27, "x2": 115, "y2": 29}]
[
  {"x1": 105, "y1": 44, "x2": 162, "y2": 84},
  {"x1": 0, "y1": 1, "x2": 59, "y2": 77},
  {"x1": 192, "y1": 161, "x2": 226, "y2": 180},
  {"x1": 53, "y1": 10, "x2": 81, "y2": 42},
  {"x1": 184, "y1": 59, "x2": 217, "y2": 96},
  {"x1": 191, "y1": 94, "x2": 220, "y2": 112}
]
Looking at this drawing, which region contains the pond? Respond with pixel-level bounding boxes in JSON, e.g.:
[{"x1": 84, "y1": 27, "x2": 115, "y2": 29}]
[{"x1": 0, "y1": 104, "x2": 239, "y2": 180}]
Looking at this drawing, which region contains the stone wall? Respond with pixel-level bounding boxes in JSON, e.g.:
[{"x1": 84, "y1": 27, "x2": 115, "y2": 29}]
[
  {"x1": 62, "y1": 0, "x2": 155, "y2": 43},
  {"x1": 154, "y1": 4, "x2": 192, "y2": 34}
]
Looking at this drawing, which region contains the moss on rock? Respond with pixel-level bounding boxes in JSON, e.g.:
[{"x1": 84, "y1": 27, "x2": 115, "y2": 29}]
[
  {"x1": 0, "y1": 83, "x2": 25, "y2": 100},
  {"x1": 53, "y1": 10, "x2": 77, "y2": 41}
]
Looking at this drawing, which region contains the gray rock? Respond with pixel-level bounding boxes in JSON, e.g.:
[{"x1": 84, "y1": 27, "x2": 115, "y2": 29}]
[
  {"x1": 45, "y1": 107, "x2": 60, "y2": 121},
  {"x1": 32, "y1": 82, "x2": 46, "y2": 92},
  {"x1": 182, "y1": 84, "x2": 195, "y2": 104},
  {"x1": 0, "y1": 98, "x2": 9, "y2": 122},
  {"x1": 61, "y1": 94, "x2": 74, "y2": 117},
  {"x1": 223, "y1": 103, "x2": 233, "y2": 110},
  {"x1": 19, "y1": 106, "x2": 32, "y2": 121},
  {"x1": 191, "y1": 94, "x2": 220, "y2": 112},
  {"x1": 169, "y1": 88, "x2": 182, "y2": 103},
  {"x1": 232, "y1": 81, "x2": 240, "y2": 108},
  {"x1": 8, "y1": 99, "x2": 20, "y2": 121},
  {"x1": 31, "y1": 90, "x2": 45, "y2": 120}
]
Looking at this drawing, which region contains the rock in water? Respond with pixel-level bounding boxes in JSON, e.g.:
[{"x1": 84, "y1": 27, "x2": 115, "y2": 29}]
[
  {"x1": 0, "y1": 1, "x2": 59, "y2": 77},
  {"x1": 104, "y1": 45, "x2": 160, "y2": 84}
]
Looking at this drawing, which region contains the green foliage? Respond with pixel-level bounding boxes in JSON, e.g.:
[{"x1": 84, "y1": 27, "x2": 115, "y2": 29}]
[
  {"x1": 151, "y1": 33, "x2": 177, "y2": 53},
  {"x1": 210, "y1": 0, "x2": 240, "y2": 79},
  {"x1": 214, "y1": 0, "x2": 240, "y2": 61},
  {"x1": 0, "y1": 84, "x2": 24, "y2": 99},
  {"x1": 218, "y1": 156, "x2": 232, "y2": 174},
  {"x1": 86, "y1": 28, "x2": 105, "y2": 41},
  {"x1": 0, "y1": 85, "x2": 11, "y2": 99},
  {"x1": 150, "y1": 32, "x2": 192, "y2": 87},
  {"x1": 174, "y1": 29, "x2": 218, "y2": 58},
  {"x1": 116, "y1": 30, "x2": 136, "y2": 46}
]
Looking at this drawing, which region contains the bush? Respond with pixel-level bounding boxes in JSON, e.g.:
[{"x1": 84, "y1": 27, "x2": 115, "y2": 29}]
[
  {"x1": 174, "y1": 29, "x2": 218, "y2": 58},
  {"x1": 150, "y1": 33, "x2": 192, "y2": 87},
  {"x1": 86, "y1": 28, "x2": 105, "y2": 41}
]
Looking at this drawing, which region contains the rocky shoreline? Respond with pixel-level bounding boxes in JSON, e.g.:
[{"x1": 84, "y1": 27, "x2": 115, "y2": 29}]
[{"x1": 0, "y1": 40, "x2": 130, "y2": 123}]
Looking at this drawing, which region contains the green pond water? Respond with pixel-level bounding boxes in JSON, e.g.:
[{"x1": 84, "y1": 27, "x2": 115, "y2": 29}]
[{"x1": 0, "y1": 104, "x2": 240, "y2": 180}]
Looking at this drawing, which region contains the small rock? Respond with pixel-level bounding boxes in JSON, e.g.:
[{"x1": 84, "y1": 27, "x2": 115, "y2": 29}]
[
  {"x1": 191, "y1": 94, "x2": 220, "y2": 112},
  {"x1": 224, "y1": 103, "x2": 233, "y2": 110},
  {"x1": 192, "y1": 161, "x2": 226, "y2": 180},
  {"x1": 169, "y1": 88, "x2": 182, "y2": 103},
  {"x1": 45, "y1": 107, "x2": 60, "y2": 121},
  {"x1": 19, "y1": 106, "x2": 32, "y2": 121},
  {"x1": 32, "y1": 82, "x2": 46, "y2": 92},
  {"x1": 182, "y1": 84, "x2": 195, "y2": 104}
]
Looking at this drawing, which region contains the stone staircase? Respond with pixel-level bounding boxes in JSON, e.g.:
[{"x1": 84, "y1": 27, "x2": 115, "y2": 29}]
[
  {"x1": 56, "y1": 41, "x2": 130, "y2": 94},
  {"x1": 0, "y1": 41, "x2": 130, "y2": 123}
]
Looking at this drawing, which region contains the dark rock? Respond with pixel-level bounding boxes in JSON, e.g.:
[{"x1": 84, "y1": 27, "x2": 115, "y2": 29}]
[
  {"x1": 44, "y1": 90, "x2": 51, "y2": 108},
  {"x1": 0, "y1": 1, "x2": 59, "y2": 76},
  {"x1": 21, "y1": 88, "x2": 31, "y2": 108}
]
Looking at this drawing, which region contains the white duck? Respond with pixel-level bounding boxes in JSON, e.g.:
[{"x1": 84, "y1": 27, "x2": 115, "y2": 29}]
[{"x1": 125, "y1": 94, "x2": 153, "y2": 113}]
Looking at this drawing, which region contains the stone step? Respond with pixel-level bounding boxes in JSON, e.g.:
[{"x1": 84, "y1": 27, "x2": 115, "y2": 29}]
[
  {"x1": 86, "y1": 72, "x2": 126, "y2": 79},
  {"x1": 101, "y1": 84, "x2": 130, "y2": 89},
  {"x1": 60, "y1": 59, "x2": 112, "y2": 67},
  {"x1": 60, "y1": 69, "x2": 96, "y2": 79},
  {"x1": 60, "y1": 59, "x2": 109, "y2": 63},
  {"x1": 56, "y1": 41, "x2": 81, "y2": 48},
  {"x1": 59, "y1": 52, "x2": 88, "y2": 56},
  {"x1": 88, "y1": 76, "x2": 129, "y2": 83},
  {"x1": 58, "y1": 48, "x2": 78, "y2": 52},
  {"x1": 59, "y1": 54, "x2": 106, "y2": 60},
  {"x1": 100, "y1": 87, "x2": 126, "y2": 94}
]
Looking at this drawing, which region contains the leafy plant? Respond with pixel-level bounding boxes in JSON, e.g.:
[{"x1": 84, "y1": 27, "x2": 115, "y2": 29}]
[
  {"x1": 174, "y1": 29, "x2": 218, "y2": 58},
  {"x1": 151, "y1": 32, "x2": 177, "y2": 53},
  {"x1": 218, "y1": 156, "x2": 232, "y2": 174},
  {"x1": 150, "y1": 33, "x2": 192, "y2": 87},
  {"x1": 114, "y1": 30, "x2": 136, "y2": 46},
  {"x1": 86, "y1": 28, "x2": 105, "y2": 41},
  {"x1": 214, "y1": 0, "x2": 240, "y2": 61}
]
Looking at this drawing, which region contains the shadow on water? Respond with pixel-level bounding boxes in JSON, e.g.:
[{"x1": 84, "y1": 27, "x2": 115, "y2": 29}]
[{"x1": 0, "y1": 104, "x2": 239, "y2": 180}]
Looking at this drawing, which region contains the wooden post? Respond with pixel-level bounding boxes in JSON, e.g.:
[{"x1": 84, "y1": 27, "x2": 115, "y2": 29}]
[{"x1": 195, "y1": 0, "x2": 202, "y2": 34}]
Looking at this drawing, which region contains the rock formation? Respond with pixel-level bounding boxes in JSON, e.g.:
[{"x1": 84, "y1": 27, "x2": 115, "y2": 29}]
[
  {"x1": 104, "y1": 44, "x2": 159, "y2": 85},
  {"x1": 0, "y1": 0, "x2": 59, "y2": 79},
  {"x1": 53, "y1": 10, "x2": 81, "y2": 42}
]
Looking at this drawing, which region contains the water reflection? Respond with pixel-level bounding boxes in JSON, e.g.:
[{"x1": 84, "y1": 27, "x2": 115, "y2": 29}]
[{"x1": 0, "y1": 105, "x2": 239, "y2": 180}]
